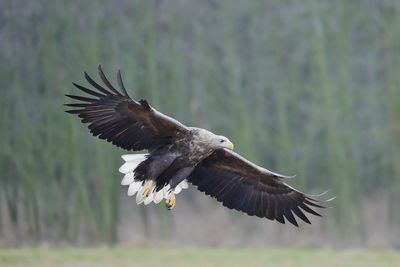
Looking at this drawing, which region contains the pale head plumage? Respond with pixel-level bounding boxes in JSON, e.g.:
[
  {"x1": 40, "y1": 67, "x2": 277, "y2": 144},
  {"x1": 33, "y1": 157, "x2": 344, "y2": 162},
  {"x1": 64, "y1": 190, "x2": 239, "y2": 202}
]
[
  {"x1": 191, "y1": 128, "x2": 234, "y2": 150},
  {"x1": 209, "y1": 135, "x2": 234, "y2": 150}
]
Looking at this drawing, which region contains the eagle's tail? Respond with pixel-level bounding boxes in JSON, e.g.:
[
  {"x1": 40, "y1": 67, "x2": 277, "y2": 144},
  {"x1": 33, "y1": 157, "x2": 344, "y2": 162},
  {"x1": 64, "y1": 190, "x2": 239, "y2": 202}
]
[
  {"x1": 119, "y1": 154, "x2": 188, "y2": 205},
  {"x1": 119, "y1": 154, "x2": 148, "y2": 174}
]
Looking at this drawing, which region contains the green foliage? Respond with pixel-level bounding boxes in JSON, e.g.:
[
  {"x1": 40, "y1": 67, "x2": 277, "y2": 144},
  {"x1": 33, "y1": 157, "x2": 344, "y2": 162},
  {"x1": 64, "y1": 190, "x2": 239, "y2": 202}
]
[{"x1": 0, "y1": 0, "x2": 399, "y2": 244}]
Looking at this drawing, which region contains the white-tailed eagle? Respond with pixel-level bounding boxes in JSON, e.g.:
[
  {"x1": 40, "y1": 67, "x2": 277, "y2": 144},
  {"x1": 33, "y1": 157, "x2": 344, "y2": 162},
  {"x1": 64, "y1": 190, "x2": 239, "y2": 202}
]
[{"x1": 65, "y1": 65, "x2": 332, "y2": 226}]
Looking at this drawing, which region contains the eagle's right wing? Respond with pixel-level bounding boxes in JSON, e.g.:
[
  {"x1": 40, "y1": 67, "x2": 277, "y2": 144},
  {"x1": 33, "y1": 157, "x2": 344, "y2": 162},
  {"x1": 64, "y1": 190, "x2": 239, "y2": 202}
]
[
  {"x1": 65, "y1": 65, "x2": 188, "y2": 151},
  {"x1": 188, "y1": 149, "x2": 332, "y2": 226}
]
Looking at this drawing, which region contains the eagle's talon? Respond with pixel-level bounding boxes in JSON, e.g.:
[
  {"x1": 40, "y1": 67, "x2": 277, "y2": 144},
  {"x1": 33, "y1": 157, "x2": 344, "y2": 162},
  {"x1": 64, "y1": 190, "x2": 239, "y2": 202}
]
[
  {"x1": 165, "y1": 192, "x2": 176, "y2": 210},
  {"x1": 142, "y1": 180, "x2": 154, "y2": 197}
]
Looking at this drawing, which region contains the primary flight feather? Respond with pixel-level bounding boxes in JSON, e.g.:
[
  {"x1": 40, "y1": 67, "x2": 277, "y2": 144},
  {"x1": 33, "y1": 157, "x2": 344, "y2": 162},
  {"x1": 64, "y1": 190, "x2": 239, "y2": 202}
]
[{"x1": 65, "y1": 65, "x2": 332, "y2": 226}]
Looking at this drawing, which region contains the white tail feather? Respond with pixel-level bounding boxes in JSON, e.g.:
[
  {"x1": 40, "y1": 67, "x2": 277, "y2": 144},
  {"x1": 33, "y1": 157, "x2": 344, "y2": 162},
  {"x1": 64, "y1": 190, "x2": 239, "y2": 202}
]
[
  {"x1": 144, "y1": 190, "x2": 155, "y2": 205},
  {"x1": 153, "y1": 190, "x2": 164, "y2": 204},
  {"x1": 136, "y1": 185, "x2": 146, "y2": 204},
  {"x1": 121, "y1": 173, "x2": 134, "y2": 185},
  {"x1": 174, "y1": 186, "x2": 182, "y2": 194},
  {"x1": 163, "y1": 184, "x2": 171, "y2": 198},
  {"x1": 121, "y1": 154, "x2": 147, "y2": 162},
  {"x1": 119, "y1": 154, "x2": 147, "y2": 174},
  {"x1": 178, "y1": 179, "x2": 189, "y2": 189},
  {"x1": 119, "y1": 162, "x2": 137, "y2": 174},
  {"x1": 127, "y1": 181, "x2": 141, "y2": 196}
]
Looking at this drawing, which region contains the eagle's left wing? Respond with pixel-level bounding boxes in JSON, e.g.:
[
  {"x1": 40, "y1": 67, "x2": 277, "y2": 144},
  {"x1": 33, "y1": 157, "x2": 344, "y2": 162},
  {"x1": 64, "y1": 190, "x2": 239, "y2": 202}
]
[
  {"x1": 65, "y1": 65, "x2": 188, "y2": 151},
  {"x1": 188, "y1": 149, "x2": 330, "y2": 226}
]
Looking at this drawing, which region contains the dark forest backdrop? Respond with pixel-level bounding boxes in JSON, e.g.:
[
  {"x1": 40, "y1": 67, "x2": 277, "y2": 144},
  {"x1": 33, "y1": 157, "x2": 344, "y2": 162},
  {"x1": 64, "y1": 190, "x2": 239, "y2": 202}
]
[{"x1": 1, "y1": 0, "x2": 399, "y2": 248}]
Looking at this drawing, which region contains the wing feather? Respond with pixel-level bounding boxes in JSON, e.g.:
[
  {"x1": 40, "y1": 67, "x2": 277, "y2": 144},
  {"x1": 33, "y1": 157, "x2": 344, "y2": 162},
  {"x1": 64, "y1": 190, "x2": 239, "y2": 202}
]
[
  {"x1": 66, "y1": 94, "x2": 96, "y2": 103},
  {"x1": 273, "y1": 195, "x2": 286, "y2": 224},
  {"x1": 117, "y1": 70, "x2": 130, "y2": 97},
  {"x1": 84, "y1": 71, "x2": 112, "y2": 95},
  {"x1": 265, "y1": 194, "x2": 275, "y2": 220},
  {"x1": 72, "y1": 82, "x2": 106, "y2": 97},
  {"x1": 98, "y1": 65, "x2": 123, "y2": 96}
]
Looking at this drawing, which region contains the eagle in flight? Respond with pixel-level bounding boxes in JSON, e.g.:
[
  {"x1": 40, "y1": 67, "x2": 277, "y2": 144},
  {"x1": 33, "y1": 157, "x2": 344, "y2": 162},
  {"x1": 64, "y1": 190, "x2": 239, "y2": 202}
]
[{"x1": 65, "y1": 65, "x2": 331, "y2": 226}]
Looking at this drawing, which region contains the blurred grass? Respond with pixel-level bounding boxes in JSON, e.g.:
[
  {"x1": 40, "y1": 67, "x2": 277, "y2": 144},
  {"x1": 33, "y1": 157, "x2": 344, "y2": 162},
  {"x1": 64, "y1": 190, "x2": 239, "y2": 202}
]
[
  {"x1": 1, "y1": 0, "x2": 400, "y2": 245},
  {"x1": 1, "y1": 248, "x2": 400, "y2": 267}
]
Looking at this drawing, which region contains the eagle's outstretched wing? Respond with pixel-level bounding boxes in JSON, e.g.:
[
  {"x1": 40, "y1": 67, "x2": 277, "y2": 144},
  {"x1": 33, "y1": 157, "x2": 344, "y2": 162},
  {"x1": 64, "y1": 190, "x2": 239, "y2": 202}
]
[
  {"x1": 188, "y1": 149, "x2": 331, "y2": 226},
  {"x1": 65, "y1": 65, "x2": 188, "y2": 151}
]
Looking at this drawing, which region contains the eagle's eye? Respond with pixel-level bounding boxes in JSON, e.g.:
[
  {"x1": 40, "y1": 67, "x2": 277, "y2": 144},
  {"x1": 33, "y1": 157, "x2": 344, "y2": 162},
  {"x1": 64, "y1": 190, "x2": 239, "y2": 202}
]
[{"x1": 220, "y1": 139, "x2": 225, "y2": 143}]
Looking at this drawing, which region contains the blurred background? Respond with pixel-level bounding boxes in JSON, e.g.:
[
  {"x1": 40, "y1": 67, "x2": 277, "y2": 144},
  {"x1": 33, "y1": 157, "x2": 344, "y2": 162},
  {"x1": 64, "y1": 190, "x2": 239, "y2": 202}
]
[{"x1": 1, "y1": 0, "x2": 400, "y2": 250}]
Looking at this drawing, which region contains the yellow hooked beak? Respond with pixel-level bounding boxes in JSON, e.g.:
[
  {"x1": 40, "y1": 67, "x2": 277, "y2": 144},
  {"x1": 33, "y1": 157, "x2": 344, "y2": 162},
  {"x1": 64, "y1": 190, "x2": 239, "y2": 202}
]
[{"x1": 228, "y1": 142, "x2": 234, "y2": 150}]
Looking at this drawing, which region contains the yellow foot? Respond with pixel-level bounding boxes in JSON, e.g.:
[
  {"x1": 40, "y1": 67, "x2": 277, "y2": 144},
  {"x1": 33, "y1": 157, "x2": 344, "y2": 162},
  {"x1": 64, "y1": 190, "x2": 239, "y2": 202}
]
[
  {"x1": 142, "y1": 180, "x2": 154, "y2": 198},
  {"x1": 165, "y1": 192, "x2": 176, "y2": 210}
]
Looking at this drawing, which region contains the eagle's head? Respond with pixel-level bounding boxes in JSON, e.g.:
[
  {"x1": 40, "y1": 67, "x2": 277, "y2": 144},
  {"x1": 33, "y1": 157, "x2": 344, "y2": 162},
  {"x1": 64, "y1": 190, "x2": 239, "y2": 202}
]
[
  {"x1": 193, "y1": 128, "x2": 234, "y2": 151},
  {"x1": 211, "y1": 135, "x2": 234, "y2": 150}
]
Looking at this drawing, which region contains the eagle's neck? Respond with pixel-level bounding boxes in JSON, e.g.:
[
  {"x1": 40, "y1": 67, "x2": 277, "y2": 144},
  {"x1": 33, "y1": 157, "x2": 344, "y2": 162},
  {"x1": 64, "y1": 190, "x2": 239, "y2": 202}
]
[{"x1": 179, "y1": 127, "x2": 217, "y2": 163}]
